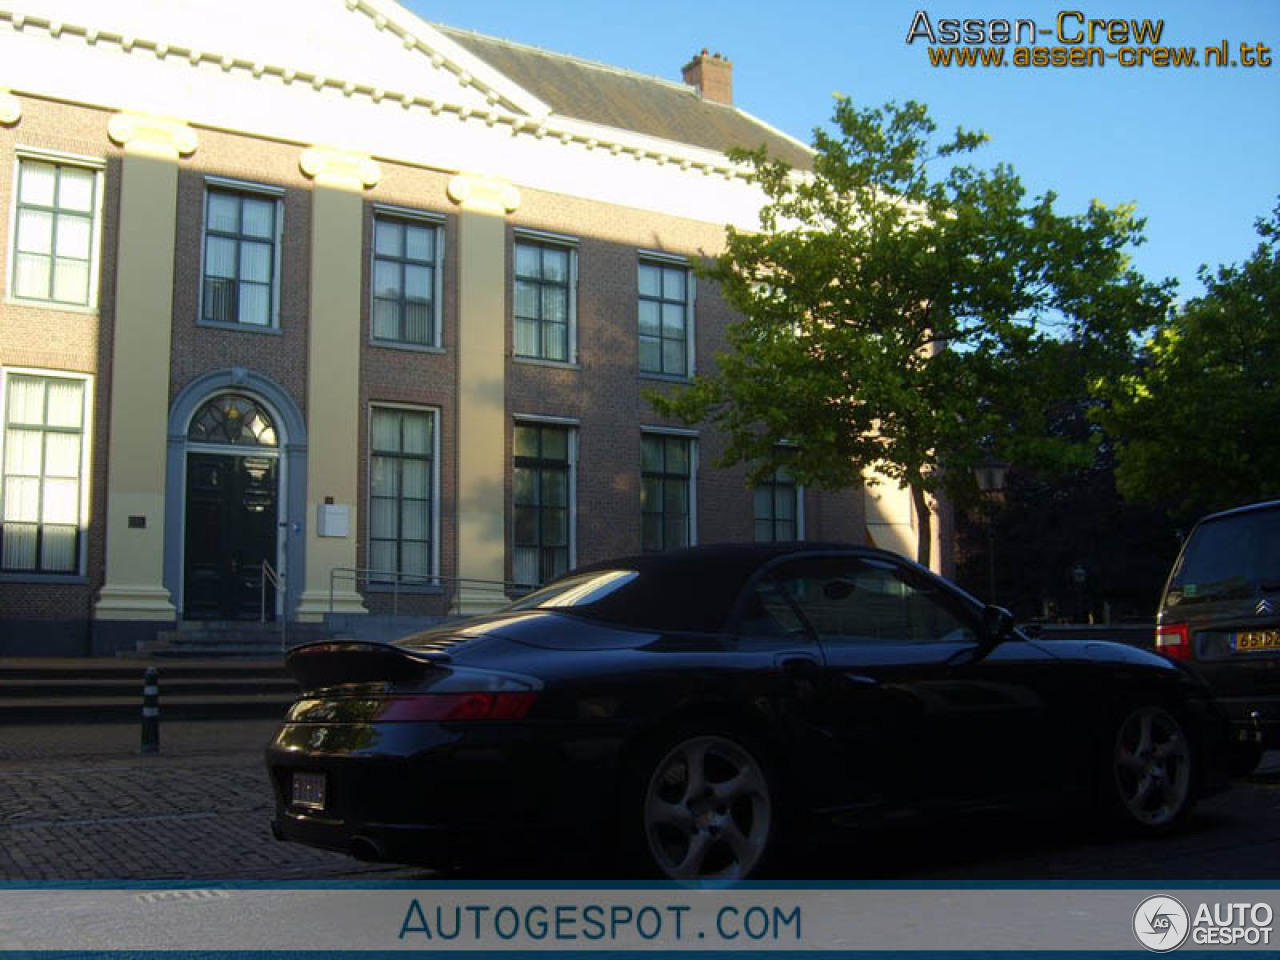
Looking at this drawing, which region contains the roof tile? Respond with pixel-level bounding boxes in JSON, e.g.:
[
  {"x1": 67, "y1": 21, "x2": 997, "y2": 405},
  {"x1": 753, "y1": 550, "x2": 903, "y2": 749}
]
[{"x1": 437, "y1": 25, "x2": 813, "y2": 170}]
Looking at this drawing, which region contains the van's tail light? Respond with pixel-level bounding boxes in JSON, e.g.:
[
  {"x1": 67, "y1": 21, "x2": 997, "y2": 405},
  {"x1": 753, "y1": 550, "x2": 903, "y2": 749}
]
[
  {"x1": 1155, "y1": 623, "x2": 1192, "y2": 661},
  {"x1": 375, "y1": 692, "x2": 537, "y2": 722}
]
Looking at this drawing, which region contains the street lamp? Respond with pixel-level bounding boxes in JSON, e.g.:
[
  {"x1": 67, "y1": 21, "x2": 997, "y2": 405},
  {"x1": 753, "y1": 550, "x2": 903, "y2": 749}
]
[
  {"x1": 973, "y1": 458, "x2": 1009, "y2": 498},
  {"x1": 1071, "y1": 562, "x2": 1088, "y2": 623},
  {"x1": 973, "y1": 457, "x2": 1009, "y2": 602}
]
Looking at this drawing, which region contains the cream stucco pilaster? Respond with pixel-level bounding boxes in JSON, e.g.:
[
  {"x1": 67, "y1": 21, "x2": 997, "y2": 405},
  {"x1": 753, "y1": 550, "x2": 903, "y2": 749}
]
[
  {"x1": 93, "y1": 114, "x2": 196, "y2": 624},
  {"x1": 864, "y1": 475, "x2": 945, "y2": 575},
  {"x1": 864, "y1": 478, "x2": 917, "y2": 562},
  {"x1": 293, "y1": 148, "x2": 381, "y2": 621},
  {"x1": 449, "y1": 174, "x2": 520, "y2": 614}
]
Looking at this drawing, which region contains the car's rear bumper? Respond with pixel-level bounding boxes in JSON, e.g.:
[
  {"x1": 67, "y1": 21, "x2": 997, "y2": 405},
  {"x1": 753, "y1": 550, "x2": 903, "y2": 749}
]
[
  {"x1": 270, "y1": 809, "x2": 497, "y2": 868},
  {"x1": 265, "y1": 719, "x2": 625, "y2": 869}
]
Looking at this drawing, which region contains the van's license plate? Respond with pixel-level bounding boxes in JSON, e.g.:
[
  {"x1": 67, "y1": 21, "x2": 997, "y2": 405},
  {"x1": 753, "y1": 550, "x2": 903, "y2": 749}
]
[
  {"x1": 1236, "y1": 630, "x2": 1280, "y2": 652},
  {"x1": 291, "y1": 772, "x2": 326, "y2": 810}
]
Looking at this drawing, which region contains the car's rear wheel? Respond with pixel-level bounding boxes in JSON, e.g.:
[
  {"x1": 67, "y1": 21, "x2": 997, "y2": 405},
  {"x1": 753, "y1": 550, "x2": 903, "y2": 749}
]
[
  {"x1": 638, "y1": 733, "x2": 774, "y2": 883},
  {"x1": 1107, "y1": 704, "x2": 1194, "y2": 830}
]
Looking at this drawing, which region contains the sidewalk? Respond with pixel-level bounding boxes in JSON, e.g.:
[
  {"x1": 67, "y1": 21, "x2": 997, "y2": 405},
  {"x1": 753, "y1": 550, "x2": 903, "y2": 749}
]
[{"x1": 0, "y1": 718, "x2": 425, "y2": 882}]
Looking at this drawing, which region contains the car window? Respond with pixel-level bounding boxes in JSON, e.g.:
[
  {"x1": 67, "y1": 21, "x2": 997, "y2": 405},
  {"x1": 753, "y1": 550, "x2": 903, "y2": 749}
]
[
  {"x1": 737, "y1": 576, "x2": 809, "y2": 640},
  {"x1": 1168, "y1": 507, "x2": 1280, "y2": 606},
  {"x1": 761, "y1": 556, "x2": 978, "y2": 647},
  {"x1": 503, "y1": 569, "x2": 639, "y2": 610}
]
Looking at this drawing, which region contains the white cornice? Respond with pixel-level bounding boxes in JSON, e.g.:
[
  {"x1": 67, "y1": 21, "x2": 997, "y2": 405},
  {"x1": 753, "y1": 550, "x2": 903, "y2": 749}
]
[
  {"x1": 355, "y1": 0, "x2": 550, "y2": 121},
  {"x1": 0, "y1": 4, "x2": 754, "y2": 183}
]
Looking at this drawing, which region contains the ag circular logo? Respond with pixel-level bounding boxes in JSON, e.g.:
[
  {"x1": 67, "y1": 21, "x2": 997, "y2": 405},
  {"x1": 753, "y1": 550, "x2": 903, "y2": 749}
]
[{"x1": 1134, "y1": 895, "x2": 1190, "y2": 952}]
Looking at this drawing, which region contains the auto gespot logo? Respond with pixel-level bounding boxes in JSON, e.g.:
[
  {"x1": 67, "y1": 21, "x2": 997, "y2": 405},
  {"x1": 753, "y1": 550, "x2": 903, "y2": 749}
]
[{"x1": 1134, "y1": 895, "x2": 1275, "y2": 951}]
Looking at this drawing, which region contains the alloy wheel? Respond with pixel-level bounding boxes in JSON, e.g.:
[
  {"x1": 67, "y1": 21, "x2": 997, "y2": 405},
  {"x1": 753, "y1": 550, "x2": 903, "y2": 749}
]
[
  {"x1": 643, "y1": 734, "x2": 772, "y2": 883},
  {"x1": 1112, "y1": 705, "x2": 1192, "y2": 828}
]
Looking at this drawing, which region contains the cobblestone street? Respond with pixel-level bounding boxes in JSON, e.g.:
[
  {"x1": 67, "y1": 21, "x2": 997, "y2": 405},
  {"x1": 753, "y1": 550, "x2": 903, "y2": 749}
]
[
  {"x1": 3, "y1": 716, "x2": 1279, "y2": 884},
  {"x1": 0, "y1": 720, "x2": 424, "y2": 882}
]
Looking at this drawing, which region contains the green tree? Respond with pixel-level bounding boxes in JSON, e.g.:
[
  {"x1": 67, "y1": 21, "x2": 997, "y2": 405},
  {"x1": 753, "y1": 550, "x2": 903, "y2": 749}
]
[
  {"x1": 1101, "y1": 202, "x2": 1280, "y2": 516},
  {"x1": 652, "y1": 97, "x2": 1168, "y2": 567}
]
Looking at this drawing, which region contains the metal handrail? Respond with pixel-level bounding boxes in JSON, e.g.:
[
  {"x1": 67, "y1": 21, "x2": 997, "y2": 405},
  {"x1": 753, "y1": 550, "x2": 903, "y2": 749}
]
[
  {"x1": 261, "y1": 559, "x2": 287, "y2": 650},
  {"x1": 328, "y1": 567, "x2": 534, "y2": 616}
]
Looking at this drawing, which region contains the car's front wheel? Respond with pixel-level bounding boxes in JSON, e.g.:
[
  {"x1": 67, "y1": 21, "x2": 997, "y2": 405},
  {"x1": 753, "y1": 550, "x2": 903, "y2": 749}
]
[
  {"x1": 638, "y1": 733, "x2": 775, "y2": 883},
  {"x1": 1106, "y1": 704, "x2": 1195, "y2": 830}
]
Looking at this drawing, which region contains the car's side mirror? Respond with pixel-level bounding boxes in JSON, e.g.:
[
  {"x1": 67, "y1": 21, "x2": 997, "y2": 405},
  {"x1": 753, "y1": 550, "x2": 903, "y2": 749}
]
[{"x1": 979, "y1": 604, "x2": 1016, "y2": 647}]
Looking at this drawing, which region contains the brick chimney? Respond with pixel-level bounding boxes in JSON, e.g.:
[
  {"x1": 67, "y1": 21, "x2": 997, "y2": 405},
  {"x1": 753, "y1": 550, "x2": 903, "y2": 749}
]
[{"x1": 682, "y1": 49, "x2": 733, "y2": 105}]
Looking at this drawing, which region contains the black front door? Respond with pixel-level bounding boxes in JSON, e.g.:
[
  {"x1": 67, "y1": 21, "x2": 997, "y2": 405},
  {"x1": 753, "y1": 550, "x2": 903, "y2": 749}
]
[{"x1": 184, "y1": 453, "x2": 278, "y2": 620}]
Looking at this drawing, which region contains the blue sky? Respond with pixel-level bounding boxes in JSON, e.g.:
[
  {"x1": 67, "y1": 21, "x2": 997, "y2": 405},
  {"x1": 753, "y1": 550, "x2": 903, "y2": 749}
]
[{"x1": 408, "y1": 1, "x2": 1279, "y2": 301}]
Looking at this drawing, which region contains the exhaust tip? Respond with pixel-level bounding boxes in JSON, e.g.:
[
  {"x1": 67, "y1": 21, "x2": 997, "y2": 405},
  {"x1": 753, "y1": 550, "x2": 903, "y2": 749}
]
[{"x1": 350, "y1": 835, "x2": 385, "y2": 862}]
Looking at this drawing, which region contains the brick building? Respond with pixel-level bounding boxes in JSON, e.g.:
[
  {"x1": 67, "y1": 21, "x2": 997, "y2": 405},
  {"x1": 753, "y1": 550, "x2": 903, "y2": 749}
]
[{"x1": 0, "y1": 0, "x2": 946, "y2": 655}]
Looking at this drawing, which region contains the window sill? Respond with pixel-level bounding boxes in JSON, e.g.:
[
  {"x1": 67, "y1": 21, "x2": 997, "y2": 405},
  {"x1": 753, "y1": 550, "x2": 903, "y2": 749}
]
[
  {"x1": 0, "y1": 573, "x2": 90, "y2": 585},
  {"x1": 197, "y1": 320, "x2": 283, "y2": 336},
  {"x1": 369, "y1": 339, "x2": 446, "y2": 355},
  {"x1": 5, "y1": 297, "x2": 99, "y2": 316},
  {"x1": 638, "y1": 371, "x2": 694, "y2": 384},
  {"x1": 512, "y1": 356, "x2": 581, "y2": 371}
]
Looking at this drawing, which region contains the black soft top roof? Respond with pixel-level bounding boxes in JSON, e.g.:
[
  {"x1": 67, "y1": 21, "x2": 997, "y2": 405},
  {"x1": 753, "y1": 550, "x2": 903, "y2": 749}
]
[{"x1": 565, "y1": 542, "x2": 880, "y2": 633}]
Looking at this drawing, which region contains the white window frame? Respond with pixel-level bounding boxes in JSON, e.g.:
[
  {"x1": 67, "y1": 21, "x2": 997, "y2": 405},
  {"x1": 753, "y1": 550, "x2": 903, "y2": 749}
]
[
  {"x1": 197, "y1": 176, "x2": 285, "y2": 332},
  {"x1": 7, "y1": 149, "x2": 106, "y2": 313},
  {"x1": 640, "y1": 426, "x2": 699, "y2": 550},
  {"x1": 0, "y1": 366, "x2": 93, "y2": 579},
  {"x1": 370, "y1": 204, "x2": 445, "y2": 352},
  {"x1": 366, "y1": 402, "x2": 441, "y2": 587},
  {"x1": 512, "y1": 414, "x2": 579, "y2": 586},
  {"x1": 637, "y1": 251, "x2": 696, "y2": 379},
  {"x1": 513, "y1": 228, "x2": 579, "y2": 366}
]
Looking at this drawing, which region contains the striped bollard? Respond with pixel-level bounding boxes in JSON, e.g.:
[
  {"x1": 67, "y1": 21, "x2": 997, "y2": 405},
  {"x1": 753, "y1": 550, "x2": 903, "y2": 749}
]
[{"x1": 141, "y1": 667, "x2": 160, "y2": 753}]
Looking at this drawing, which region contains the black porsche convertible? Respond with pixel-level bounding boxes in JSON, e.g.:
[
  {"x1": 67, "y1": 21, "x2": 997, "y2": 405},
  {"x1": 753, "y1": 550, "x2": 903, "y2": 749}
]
[{"x1": 267, "y1": 543, "x2": 1229, "y2": 882}]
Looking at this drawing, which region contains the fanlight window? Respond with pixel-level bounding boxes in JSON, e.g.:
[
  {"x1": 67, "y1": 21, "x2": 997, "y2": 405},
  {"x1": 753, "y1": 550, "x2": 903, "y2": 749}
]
[{"x1": 188, "y1": 394, "x2": 278, "y2": 447}]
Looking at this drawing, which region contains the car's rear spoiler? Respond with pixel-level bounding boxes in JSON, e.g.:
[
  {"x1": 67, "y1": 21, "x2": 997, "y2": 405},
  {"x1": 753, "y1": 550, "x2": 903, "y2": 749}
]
[{"x1": 285, "y1": 640, "x2": 451, "y2": 691}]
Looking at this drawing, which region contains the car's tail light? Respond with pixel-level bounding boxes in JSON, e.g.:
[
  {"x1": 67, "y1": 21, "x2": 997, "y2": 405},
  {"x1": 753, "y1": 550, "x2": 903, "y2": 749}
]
[
  {"x1": 1155, "y1": 622, "x2": 1192, "y2": 660},
  {"x1": 375, "y1": 692, "x2": 537, "y2": 722}
]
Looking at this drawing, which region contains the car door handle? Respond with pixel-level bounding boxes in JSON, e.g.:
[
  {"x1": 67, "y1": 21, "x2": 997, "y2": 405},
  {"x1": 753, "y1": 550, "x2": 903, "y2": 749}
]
[{"x1": 839, "y1": 673, "x2": 879, "y2": 687}]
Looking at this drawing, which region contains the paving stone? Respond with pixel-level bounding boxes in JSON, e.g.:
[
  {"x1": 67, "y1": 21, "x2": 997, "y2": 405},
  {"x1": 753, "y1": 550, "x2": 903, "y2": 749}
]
[{"x1": 0, "y1": 721, "x2": 426, "y2": 882}]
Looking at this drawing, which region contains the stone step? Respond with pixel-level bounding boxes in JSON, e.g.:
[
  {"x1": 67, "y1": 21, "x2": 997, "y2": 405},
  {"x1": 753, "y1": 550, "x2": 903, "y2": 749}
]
[
  {"x1": 154, "y1": 630, "x2": 289, "y2": 647},
  {"x1": 173, "y1": 620, "x2": 331, "y2": 636},
  {"x1": 0, "y1": 659, "x2": 291, "y2": 680},
  {"x1": 146, "y1": 645, "x2": 294, "y2": 658},
  {"x1": 140, "y1": 621, "x2": 332, "y2": 657},
  {"x1": 0, "y1": 676, "x2": 298, "y2": 699},
  {"x1": 0, "y1": 693, "x2": 297, "y2": 725},
  {"x1": 0, "y1": 658, "x2": 300, "y2": 723}
]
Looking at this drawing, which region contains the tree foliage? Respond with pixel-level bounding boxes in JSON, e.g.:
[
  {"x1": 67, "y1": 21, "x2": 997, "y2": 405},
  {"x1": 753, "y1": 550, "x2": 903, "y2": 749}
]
[
  {"x1": 1099, "y1": 202, "x2": 1280, "y2": 517},
  {"x1": 652, "y1": 97, "x2": 1169, "y2": 566}
]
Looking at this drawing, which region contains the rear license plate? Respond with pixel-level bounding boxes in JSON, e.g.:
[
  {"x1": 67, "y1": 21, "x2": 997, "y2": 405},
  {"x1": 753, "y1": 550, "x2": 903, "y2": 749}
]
[
  {"x1": 1236, "y1": 630, "x2": 1280, "y2": 652},
  {"x1": 291, "y1": 772, "x2": 326, "y2": 810}
]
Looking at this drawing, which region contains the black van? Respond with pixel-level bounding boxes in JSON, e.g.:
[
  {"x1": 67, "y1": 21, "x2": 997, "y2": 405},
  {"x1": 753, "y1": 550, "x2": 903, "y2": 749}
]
[{"x1": 1156, "y1": 500, "x2": 1280, "y2": 773}]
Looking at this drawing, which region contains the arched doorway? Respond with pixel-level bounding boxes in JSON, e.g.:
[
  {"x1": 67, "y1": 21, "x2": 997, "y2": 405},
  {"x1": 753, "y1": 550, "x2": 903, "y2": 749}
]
[
  {"x1": 183, "y1": 393, "x2": 281, "y2": 620},
  {"x1": 164, "y1": 370, "x2": 307, "y2": 623}
]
